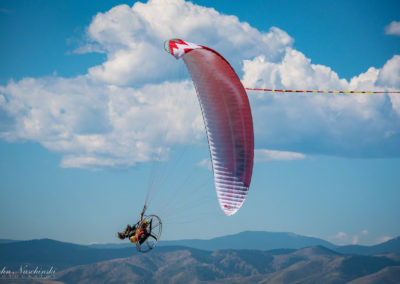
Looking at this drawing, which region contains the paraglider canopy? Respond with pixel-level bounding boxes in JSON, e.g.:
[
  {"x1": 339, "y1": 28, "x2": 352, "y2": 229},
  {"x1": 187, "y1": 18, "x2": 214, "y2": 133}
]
[{"x1": 165, "y1": 39, "x2": 254, "y2": 216}]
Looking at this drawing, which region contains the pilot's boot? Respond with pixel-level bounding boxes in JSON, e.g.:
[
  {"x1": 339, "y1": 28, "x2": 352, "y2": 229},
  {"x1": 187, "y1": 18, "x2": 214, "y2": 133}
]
[{"x1": 118, "y1": 225, "x2": 132, "y2": 239}]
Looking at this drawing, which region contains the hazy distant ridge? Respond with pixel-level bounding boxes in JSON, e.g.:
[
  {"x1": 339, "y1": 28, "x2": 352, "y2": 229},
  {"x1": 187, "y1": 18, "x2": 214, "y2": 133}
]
[
  {"x1": 158, "y1": 231, "x2": 337, "y2": 251},
  {"x1": 91, "y1": 231, "x2": 400, "y2": 256}
]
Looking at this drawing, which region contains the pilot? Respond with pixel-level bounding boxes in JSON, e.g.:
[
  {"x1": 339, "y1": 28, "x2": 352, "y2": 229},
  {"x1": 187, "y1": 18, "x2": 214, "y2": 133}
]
[{"x1": 118, "y1": 219, "x2": 152, "y2": 244}]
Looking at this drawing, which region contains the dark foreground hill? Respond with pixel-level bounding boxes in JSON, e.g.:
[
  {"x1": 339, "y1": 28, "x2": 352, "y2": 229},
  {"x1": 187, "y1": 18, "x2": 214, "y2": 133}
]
[
  {"x1": 54, "y1": 247, "x2": 400, "y2": 284},
  {"x1": 347, "y1": 266, "x2": 400, "y2": 284}
]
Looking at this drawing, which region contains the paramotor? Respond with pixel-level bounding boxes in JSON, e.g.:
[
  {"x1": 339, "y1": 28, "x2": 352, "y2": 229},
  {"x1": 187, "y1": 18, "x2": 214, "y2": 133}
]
[{"x1": 135, "y1": 214, "x2": 162, "y2": 253}]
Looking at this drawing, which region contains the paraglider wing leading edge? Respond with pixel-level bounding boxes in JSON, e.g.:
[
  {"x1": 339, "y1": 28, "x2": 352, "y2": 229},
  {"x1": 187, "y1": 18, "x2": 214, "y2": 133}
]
[{"x1": 165, "y1": 39, "x2": 254, "y2": 216}]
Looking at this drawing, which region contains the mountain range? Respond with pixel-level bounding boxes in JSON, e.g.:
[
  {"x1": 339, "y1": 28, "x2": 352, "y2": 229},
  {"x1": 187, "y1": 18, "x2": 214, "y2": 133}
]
[
  {"x1": 1, "y1": 231, "x2": 400, "y2": 283},
  {"x1": 30, "y1": 247, "x2": 400, "y2": 284}
]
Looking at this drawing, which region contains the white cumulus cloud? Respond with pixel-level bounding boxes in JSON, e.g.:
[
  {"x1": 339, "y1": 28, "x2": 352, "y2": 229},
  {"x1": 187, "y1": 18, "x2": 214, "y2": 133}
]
[
  {"x1": 385, "y1": 21, "x2": 400, "y2": 36},
  {"x1": 329, "y1": 230, "x2": 372, "y2": 245},
  {"x1": 255, "y1": 149, "x2": 306, "y2": 162},
  {"x1": 245, "y1": 49, "x2": 400, "y2": 157},
  {"x1": 0, "y1": 76, "x2": 202, "y2": 169},
  {"x1": 1, "y1": 0, "x2": 400, "y2": 169},
  {"x1": 83, "y1": 0, "x2": 292, "y2": 86},
  {"x1": 197, "y1": 158, "x2": 212, "y2": 170}
]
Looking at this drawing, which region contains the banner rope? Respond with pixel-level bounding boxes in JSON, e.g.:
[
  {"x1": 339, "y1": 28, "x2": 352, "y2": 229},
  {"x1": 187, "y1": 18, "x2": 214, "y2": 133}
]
[{"x1": 245, "y1": 88, "x2": 400, "y2": 94}]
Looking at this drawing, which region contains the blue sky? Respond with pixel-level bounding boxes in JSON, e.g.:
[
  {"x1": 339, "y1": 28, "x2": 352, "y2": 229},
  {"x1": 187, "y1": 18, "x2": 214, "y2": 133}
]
[{"x1": 1, "y1": 0, "x2": 399, "y2": 245}]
